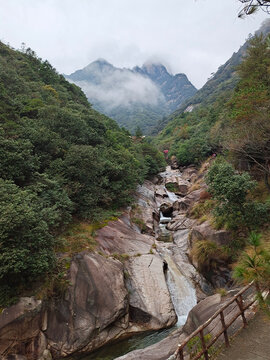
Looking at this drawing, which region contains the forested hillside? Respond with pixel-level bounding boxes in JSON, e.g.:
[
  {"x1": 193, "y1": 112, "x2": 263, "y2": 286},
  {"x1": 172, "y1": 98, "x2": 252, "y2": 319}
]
[
  {"x1": 154, "y1": 20, "x2": 270, "y2": 176},
  {"x1": 0, "y1": 42, "x2": 165, "y2": 305},
  {"x1": 154, "y1": 19, "x2": 270, "y2": 134}
]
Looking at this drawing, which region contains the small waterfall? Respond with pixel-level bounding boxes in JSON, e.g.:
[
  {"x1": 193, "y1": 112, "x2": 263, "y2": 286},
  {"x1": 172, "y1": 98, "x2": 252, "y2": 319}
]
[
  {"x1": 164, "y1": 254, "x2": 197, "y2": 326},
  {"x1": 165, "y1": 188, "x2": 179, "y2": 202},
  {"x1": 159, "y1": 211, "x2": 171, "y2": 224}
]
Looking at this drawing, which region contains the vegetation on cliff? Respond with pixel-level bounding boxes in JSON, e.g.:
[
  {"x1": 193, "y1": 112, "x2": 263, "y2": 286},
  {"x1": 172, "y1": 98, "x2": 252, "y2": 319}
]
[
  {"x1": 158, "y1": 26, "x2": 270, "y2": 301},
  {"x1": 0, "y1": 42, "x2": 165, "y2": 306},
  {"x1": 154, "y1": 22, "x2": 270, "y2": 174}
]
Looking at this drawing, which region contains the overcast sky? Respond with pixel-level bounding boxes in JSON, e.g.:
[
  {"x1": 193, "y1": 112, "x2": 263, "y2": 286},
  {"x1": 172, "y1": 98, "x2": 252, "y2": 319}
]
[{"x1": 0, "y1": 0, "x2": 268, "y2": 88}]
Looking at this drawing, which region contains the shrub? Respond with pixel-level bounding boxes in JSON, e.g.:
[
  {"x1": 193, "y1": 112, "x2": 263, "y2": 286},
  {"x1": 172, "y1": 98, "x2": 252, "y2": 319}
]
[
  {"x1": 189, "y1": 199, "x2": 215, "y2": 219},
  {"x1": 191, "y1": 240, "x2": 228, "y2": 273},
  {"x1": 206, "y1": 160, "x2": 269, "y2": 230}
]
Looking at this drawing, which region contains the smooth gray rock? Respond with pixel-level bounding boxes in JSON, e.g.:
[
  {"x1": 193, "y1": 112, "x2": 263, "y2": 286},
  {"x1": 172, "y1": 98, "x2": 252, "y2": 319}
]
[
  {"x1": 191, "y1": 221, "x2": 232, "y2": 246},
  {"x1": 46, "y1": 253, "x2": 129, "y2": 357},
  {"x1": 126, "y1": 254, "x2": 177, "y2": 330}
]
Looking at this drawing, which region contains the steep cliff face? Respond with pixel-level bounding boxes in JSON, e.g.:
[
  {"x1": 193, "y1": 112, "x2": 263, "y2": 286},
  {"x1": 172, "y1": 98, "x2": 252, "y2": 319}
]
[
  {"x1": 137, "y1": 63, "x2": 197, "y2": 111},
  {"x1": 66, "y1": 61, "x2": 196, "y2": 134}
]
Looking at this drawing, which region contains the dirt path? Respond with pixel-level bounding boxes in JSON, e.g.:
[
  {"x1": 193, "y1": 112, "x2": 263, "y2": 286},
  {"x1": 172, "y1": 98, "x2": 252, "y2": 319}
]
[{"x1": 218, "y1": 311, "x2": 270, "y2": 360}]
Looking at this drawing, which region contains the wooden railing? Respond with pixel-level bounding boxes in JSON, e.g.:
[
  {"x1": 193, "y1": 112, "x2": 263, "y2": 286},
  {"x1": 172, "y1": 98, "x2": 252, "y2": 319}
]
[{"x1": 173, "y1": 282, "x2": 257, "y2": 360}]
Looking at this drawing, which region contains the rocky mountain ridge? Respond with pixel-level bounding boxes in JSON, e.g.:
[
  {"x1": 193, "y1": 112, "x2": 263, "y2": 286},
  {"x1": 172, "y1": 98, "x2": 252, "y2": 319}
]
[{"x1": 65, "y1": 61, "x2": 197, "y2": 134}]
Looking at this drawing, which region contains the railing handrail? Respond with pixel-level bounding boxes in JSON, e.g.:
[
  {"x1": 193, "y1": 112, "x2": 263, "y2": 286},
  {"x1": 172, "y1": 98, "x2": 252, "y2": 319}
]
[{"x1": 173, "y1": 282, "x2": 255, "y2": 360}]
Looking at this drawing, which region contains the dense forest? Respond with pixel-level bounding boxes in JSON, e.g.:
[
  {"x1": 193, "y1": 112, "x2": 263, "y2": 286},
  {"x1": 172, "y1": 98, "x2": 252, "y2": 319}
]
[{"x1": 0, "y1": 42, "x2": 165, "y2": 306}]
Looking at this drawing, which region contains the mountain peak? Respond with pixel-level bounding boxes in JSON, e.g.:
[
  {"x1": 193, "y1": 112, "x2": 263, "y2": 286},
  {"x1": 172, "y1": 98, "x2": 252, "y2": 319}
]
[
  {"x1": 85, "y1": 58, "x2": 114, "y2": 70},
  {"x1": 142, "y1": 62, "x2": 169, "y2": 75},
  {"x1": 66, "y1": 59, "x2": 197, "y2": 134},
  {"x1": 94, "y1": 58, "x2": 112, "y2": 66}
]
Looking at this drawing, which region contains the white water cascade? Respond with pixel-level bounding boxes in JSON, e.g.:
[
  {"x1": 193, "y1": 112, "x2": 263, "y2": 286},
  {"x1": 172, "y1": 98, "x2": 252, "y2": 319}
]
[
  {"x1": 164, "y1": 253, "x2": 197, "y2": 326},
  {"x1": 165, "y1": 187, "x2": 179, "y2": 202}
]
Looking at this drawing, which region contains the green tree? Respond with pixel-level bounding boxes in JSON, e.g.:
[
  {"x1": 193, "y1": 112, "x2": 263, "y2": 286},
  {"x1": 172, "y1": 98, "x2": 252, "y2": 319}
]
[
  {"x1": 135, "y1": 126, "x2": 143, "y2": 137},
  {"x1": 224, "y1": 35, "x2": 270, "y2": 189},
  {"x1": 234, "y1": 232, "x2": 270, "y2": 313},
  {"x1": 206, "y1": 160, "x2": 269, "y2": 230}
]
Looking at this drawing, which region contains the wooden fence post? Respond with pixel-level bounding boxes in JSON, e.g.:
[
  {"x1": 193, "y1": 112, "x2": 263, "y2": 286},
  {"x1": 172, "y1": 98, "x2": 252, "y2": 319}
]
[
  {"x1": 236, "y1": 294, "x2": 247, "y2": 328},
  {"x1": 179, "y1": 346, "x2": 184, "y2": 360},
  {"x1": 220, "y1": 310, "x2": 230, "y2": 347},
  {"x1": 199, "y1": 329, "x2": 209, "y2": 360}
]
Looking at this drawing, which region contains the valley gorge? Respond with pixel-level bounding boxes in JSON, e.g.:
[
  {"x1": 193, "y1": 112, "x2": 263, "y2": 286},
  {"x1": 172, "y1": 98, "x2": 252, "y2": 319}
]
[
  {"x1": 1, "y1": 17, "x2": 270, "y2": 360},
  {"x1": 1, "y1": 163, "x2": 241, "y2": 360}
]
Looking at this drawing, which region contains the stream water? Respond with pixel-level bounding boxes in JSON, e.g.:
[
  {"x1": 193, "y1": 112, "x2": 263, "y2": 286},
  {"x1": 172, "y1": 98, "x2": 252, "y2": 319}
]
[
  {"x1": 78, "y1": 327, "x2": 176, "y2": 360},
  {"x1": 72, "y1": 167, "x2": 197, "y2": 360},
  {"x1": 164, "y1": 254, "x2": 197, "y2": 326}
]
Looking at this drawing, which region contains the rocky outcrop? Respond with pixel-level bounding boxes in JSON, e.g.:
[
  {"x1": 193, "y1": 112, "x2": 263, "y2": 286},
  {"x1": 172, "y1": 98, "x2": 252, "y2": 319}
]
[
  {"x1": 132, "y1": 181, "x2": 159, "y2": 235},
  {"x1": 95, "y1": 213, "x2": 154, "y2": 255},
  {"x1": 170, "y1": 156, "x2": 179, "y2": 170},
  {"x1": 46, "y1": 253, "x2": 129, "y2": 358},
  {"x1": 1, "y1": 165, "x2": 213, "y2": 360},
  {"x1": 181, "y1": 167, "x2": 198, "y2": 182},
  {"x1": 190, "y1": 221, "x2": 232, "y2": 246},
  {"x1": 0, "y1": 298, "x2": 45, "y2": 360},
  {"x1": 1, "y1": 253, "x2": 130, "y2": 360},
  {"x1": 126, "y1": 255, "x2": 177, "y2": 330}
]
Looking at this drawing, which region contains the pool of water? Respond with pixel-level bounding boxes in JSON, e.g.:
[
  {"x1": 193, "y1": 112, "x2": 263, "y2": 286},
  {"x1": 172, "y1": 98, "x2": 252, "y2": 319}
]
[{"x1": 72, "y1": 326, "x2": 177, "y2": 360}]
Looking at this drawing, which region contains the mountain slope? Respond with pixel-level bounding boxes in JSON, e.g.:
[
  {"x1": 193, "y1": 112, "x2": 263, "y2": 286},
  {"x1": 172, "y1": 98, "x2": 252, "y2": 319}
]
[
  {"x1": 0, "y1": 41, "x2": 166, "y2": 305},
  {"x1": 153, "y1": 19, "x2": 270, "y2": 166},
  {"x1": 66, "y1": 61, "x2": 197, "y2": 134},
  {"x1": 155, "y1": 19, "x2": 270, "y2": 133}
]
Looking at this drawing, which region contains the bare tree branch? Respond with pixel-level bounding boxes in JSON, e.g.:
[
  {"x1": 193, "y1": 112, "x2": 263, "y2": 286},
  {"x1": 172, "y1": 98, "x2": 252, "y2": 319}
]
[{"x1": 238, "y1": 0, "x2": 270, "y2": 17}]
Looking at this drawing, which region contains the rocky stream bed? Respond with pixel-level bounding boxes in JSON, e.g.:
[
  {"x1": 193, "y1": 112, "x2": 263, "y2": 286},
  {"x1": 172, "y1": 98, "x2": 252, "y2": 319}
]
[{"x1": 1, "y1": 165, "x2": 249, "y2": 360}]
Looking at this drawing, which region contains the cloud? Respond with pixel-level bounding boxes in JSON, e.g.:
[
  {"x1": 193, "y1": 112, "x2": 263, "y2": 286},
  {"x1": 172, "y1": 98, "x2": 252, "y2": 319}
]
[
  {"x1": 72, "y1": 69, "x2": 165, "y2": 110},
  {"x1": 0, "y1": 0, "x2": 268, "y2": 88}
]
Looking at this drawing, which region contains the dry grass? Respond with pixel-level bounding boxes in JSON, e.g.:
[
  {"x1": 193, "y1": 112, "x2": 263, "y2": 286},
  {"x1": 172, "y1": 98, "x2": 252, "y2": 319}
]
[
  {"x1": 191, "y1": 240, "x2": 229, "y2": 272},
  {"x1": 188, "y1": 183, "x2": 201, "y2": 193},
  {"x1": 216, "y1": 288, "x2": 228, "y2": 297},
  {"x1": 198, "y1": 159, "x2": 211, "y2": 175},
  {"x1": 56, "y1": 222, "x2": 98, "y2": 255},
  {"x1": 249, "y1": 180, "x2": 270, "y2": 202},
  {"x1": 189, "y1": 199, "x2": 215, "y2": 219},
  {"x1": 198, "y1": 215, "x2": 208, "y2": 224},
  {"x1": 261, "y1": 226, "x2": 270, "y2": 244},
  {"x1": 111, "y1": 253, "x2": 130, "y2": 262}
]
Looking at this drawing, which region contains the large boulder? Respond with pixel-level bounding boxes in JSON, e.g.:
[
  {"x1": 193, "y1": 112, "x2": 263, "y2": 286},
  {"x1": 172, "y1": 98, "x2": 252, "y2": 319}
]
[
  {"x1": 170, "y1": 156, "x2": 179, "y2": 170},
  {"x1": 96, "y1": 215, "x2": 154, "y2": 255},
  {"x1": 165, "y1": 180, "x2": 189, "y2": 197},
  {"x1": 46, "y1": 253, "x2": 129, "y2": 358},
  {"x1": 167, "y1": 215, "x2": 195, "y2": 232},
  {"x1": 183, "y1": 289, "x2": 257, "y2": 341},
  {"x1": 155, "y1": 186, "x2": 168, "y2": 199},
  {"x1": 125, "y1": 255, "x2": 177, "y2": 330},
  {"x1": 181, "y1": 167, "x2": 198, "y2": 182},
  {"x1": 0, "y1": 297, "x2": 46, "y2": 360},
  {"x1": 133, "y1": 182, "x2": 159, "y2": 235},
  {"x1": 191, "y1": 221, "x2": 232, "y2": 246},
  {"x1": 183, "y1": 294, "x2": 222, "y2": 335}
]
